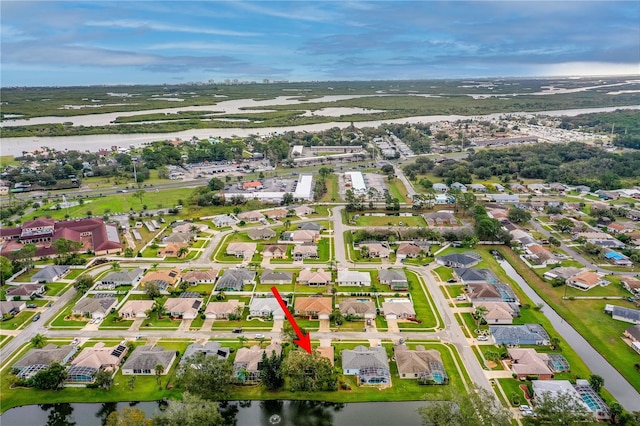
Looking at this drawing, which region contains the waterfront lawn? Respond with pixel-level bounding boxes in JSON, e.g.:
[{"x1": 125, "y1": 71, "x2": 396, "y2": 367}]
[
  {"x1": 0, "y1": 311, "x2": 36, "y2": 331},
  {"x1": 498, "y1": 247, "x2": 640, "y2": 392}
]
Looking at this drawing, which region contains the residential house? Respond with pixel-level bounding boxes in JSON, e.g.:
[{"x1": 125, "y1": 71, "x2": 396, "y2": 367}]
[
  {"x1": 204, "y1": 300, "x2": 245, "y2": 320},
  {"x1": 264, "y1": 208, "x2": 288, "y2": 220},
  {"x1": 72, "y1": 297, "x2": 117, "y2": 319},
  {"x1": 339, "y1": 298, "x2": 377, "y2": 319},
  {"x1": 527, "y1": 244, "x2": 559, "y2": 266},
  {"x1": 451, "y1": 182, "x2": 467, "y2": 192},
  {"x1": 180, "y1": 342, "x2": 230, "y2": 366},
  {"x1": 141, "y1": 269, "x2": 181, "y2": 290},
  {"x1": 121, "y1": 346, "x2": 176, "y2": 375},
  {"x1": 469, "y1": 183, "x2": 487, "y2": 193},
  {"x1": 432, "y1": 183, "x2": 448, "y2": 193},
  {"x1": 294, "y1": 297, "x2": 332, "y2": 319},
  {"x1": 0, "y1": 300, "x2": 26, "y2": 316},
  {"x1": 507, "y1": 348, "x2": 553, "y2": 380},
  {"x1": 533, "y1": 380, "x2": 610, "y2": 421},
  {"x1": 181, "y1": 269, "x2": 219, "y2": 286},
  {"x1": 226, "y1": 242, "x2": 257, "y2": 258},
  {"x1": 281, "y1": 230, "x2": 320, "y2": 243},
  {"x1": 378, "y1": 269, "x2": 409, "y2": 291},
  {"x1": 32, "y1": 265, "x2": 70, "y2": 283},
  {"x1": 237, "y1": 211, "x2": 265, "y2": 223},
  {"x1": 67, "y1": 342, "x2": 128, "y2": 383},
  {"x1": 624, "y1": 324, "x2": 640, "y2": 352},
  {"x1": 298, "y1": 268, "x2": 331, "y2": 286},
  {"x1": 337, "y1": 270, "x2": 371, "y2": 287},
  {"x1": 157, "y1": 243, "x2": 188, "y2": 258},
  {"x1": 424, "y1": 211, "x2": 456, "y2": 227},
  {"x1": 359, "y1": 242, "x2": 390, "y2": 258},
  {"x1": 247, "y1": 227, "x2": 277, "y2": 241},
  {"x1": 293, "y1": 205, "x2": 314, "y2": 216},
  {"x1": 453, "y1": 268, "x2": 498, "y2": 285},
  {"x1": 5, "y1": 283, "x2": 45, "y2": 300},
  {"x1": 566, "y1": 270, "x2": 608, "y2": 291},
  {"x1": 212, "y1": 214, "x2": 238, "y2": 227},
  {"x1": 298, "y1": 222, "x2": 323, "y2": 231},
  {"x1": 604, "y1": 251, "x2": 633, "y2": 266},
  {"x1": 490, "y1": 194, "x2": 520, "y2": 203},
  {"x1": 234, "y1": 343, "x2": 282, "y2": 383},
  {"x1": 621, "y1": 277, "x2": 640, "y2": 295},
  {"x1": 260, "y1": 270, "x2": 293, "y2": 285},
  {"x1": 119, "y1": 300, "x2": 154, "y2": 319},
  {"x1": 164, "y1": 233, "x2": 192, "y2": 244},
  {"x1": 467, "y1": 283, "x2": 518, "y2": 304},
  {"x1": 396, "y1": 243, "x2": 424, "y2": 259},
  {"x1": 605, "y1": 305, "x2": 640, "y2": 324},
  {"x1": 262, "y1": 244, "x2": 288, "y2": 259},
  {"x1": 494, "y1": 183, "x2": 505, "y2": 192},
  {"x1": 12, "y1": 344, "x2": 77, "y2": 379},
  {"x1": 435, "y1": 252, "x2": 481, "y2": 268},
  {"x1": 476, "y1": 301, "x2": 518, "y2": 324},
  {"x1": 215, "y1": 269, "x2": 256, "y2": 291},
  {"x1": 292, "y1": 244, "x2": 318, "y2": 261},
  {"x1": 394, "y1": 345, "x2": 448, "y2": 384},
  {"x1": 381, "y1": 299, "x2": 416, "y2": 319},
  {"x1": 249, "y1": 298, "x2": 285, "y2": 319},
  {"x1": 97, "y1": 268, "x2": 144, "y2": 289},
  {"x1": 164, "y1": 297, "x2": 203, "y2": 319},
  {"x1": 542, "y1": 267, "x2": 582, "y2": 281},
  {"x1": 489, "y1": 324, "x2": 550, "y2": 345},
  {"x1": 607, "y1": 222, "x2": 632, "y2": 234},
  {"x1": 341, "y1": 346, "x2": 391, "y2": 386}
]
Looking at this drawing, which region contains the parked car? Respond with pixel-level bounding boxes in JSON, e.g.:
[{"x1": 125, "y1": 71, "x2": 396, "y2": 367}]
[
  {"x1": 232, "y1": 328, "x2": 243, "y2": 334},
  {"x1": 366, "y1": 319, "x2": 372, "y2": 326},
  {"x1": 32, "y1": 314, "x2": 40, "y2": 322},
  {"x1": 477, "y1": 335, "x2": 489, "y2": 341},
  {"x1": 255, "y1": 334, "x2": 265, "y2": 339},
  {"x1": 26, "y1": 304, "x2": 37, "y2": 309}
]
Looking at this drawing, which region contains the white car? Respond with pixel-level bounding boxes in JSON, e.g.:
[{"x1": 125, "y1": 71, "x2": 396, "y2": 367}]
[
  {"x1": 519, "y1": 405, "x2": 531, "y2": 412},
  {"x1": 477, "y1": 335, "x2": 489, "y2": 341},
  {"x1": 255, "y1": 334, "x2": 265, "y2": 339}
]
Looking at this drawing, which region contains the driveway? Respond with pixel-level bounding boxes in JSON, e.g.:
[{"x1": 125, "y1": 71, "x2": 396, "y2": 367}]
[
  {"x1": 129, "y1": 318, "x2": 145, "y2": 331},
  {"x1": 201, "y1": 318, "x2": 215, "y2": 331},
  {"x1": 386, "y1": 317, "x2": 400, "y2": 333},
  {"x1": 318, "y1": 318, "x2": 330, "y2": 332},
  {"x1": 271, "y1": 318, "x2": 284, "y2": 333}
]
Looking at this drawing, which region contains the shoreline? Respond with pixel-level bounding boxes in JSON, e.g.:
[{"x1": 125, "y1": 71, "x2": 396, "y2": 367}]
[{"x1": 1, "y1": 105, "x2": 638, "y2": 157}]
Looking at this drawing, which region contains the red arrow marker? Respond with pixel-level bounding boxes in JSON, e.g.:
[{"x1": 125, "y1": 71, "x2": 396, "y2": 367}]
[{"x1": 271, "y1": 286, "x2": 312, "y2": 354}]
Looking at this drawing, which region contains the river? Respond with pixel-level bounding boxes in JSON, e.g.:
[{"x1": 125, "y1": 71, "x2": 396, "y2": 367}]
[
  {"x1": 1, "y1": 105, "x2": 639, "y2": 157},
  {"x1": 0, "y1": 400, "x2": 425, "y2": 426}
]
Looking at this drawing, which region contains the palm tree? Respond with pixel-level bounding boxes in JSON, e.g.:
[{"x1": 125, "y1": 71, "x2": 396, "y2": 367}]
[
  {"x1": 151, "y1": 263, "x2": 159, "y2": 271},
  {"x1": 284, "y1": 219, "x2": 291, "y2": 230},
  {"x1": 30, "y1": 333, "x2": 46, "y2": 348},
  {"x1": 176, "y1": 247, "x2": 189, "y2": 258},
  {"x1": 154, "y1": 364, "x2": 165, "y2": 386},
  {"x1": 474, "y1": 305, "x2": 488, "y2": 328},
  {"x1": 238, "y1": 335, "x2": 248, "y2": 347},
  {"x1": 127, "y1": 376, "x2": 136, "y2": 390},
  {"x1": 111, "y1": 262, "x2": 121, "y2": 271}
]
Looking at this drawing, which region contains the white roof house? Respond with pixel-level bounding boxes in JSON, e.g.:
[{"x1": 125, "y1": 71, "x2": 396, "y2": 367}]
[
  {"x1": 293, "y1": 174, "x2": 314, "y2": 201},
  {"x1": 337, "y1": 270, "x2": 371, "y2": 287},
  {"x1": 249, "y1": 298, "x2": 286, "y2": 319},
  {"x1": 344, "y1": 171, "x2": 367, "y2": 195}
]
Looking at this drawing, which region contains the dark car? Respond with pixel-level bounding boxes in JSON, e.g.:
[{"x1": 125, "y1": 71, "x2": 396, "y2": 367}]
[
  {"x1": 26, "y1": 304, "x2": 37, "y2": 309},
  {"x1": 232, "y1": 328, "x2": 243, "y2": 334},
  {"x1": 32, "y1": 314, "x2": 41, "y2": 322}
]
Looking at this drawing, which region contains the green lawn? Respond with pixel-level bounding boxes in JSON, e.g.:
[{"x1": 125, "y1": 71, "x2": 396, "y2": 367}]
[
  {"x1": 387, "y1": 179, "x2": 409, "y2": 203},
  {"x1": 0, "y1": 311, "x2": 36, "y2": 330},
  {"x1": 498, "y1": 247, "x2": 640, "y2": 393},
  {"x1": 44, "y1": 282, "x2": 70, "y2": 296},
  {"x1": 319, "y1": 174, "x2": 341, "y2": 203},
  {"x1": 98, "y1": 313, "x2": 133, "y2": 330},
  {"x1": 303, "y1": 238, "x2": 331, "y2": 263},
  {"x1": 433, "y1": 266, "x2": 454, "y2": 282},
  {"x1": 65, "y1": 269, "x2": 85, "y2": 280},
  {"x1": 0, "y1": 335, "x2": 12, "y2": 349},
  {"x1": 141, "y1": 315, "x2": 181, "y2": 329},
  {"x1": 401, "y1": 271, "x2": 439, "y2": 329},
  {"x1": 189, "y1": 315, "x2": 205, "y2": 329},
  {"x1": 355, "y1": 214, "x2": 426, "y2": 227}
]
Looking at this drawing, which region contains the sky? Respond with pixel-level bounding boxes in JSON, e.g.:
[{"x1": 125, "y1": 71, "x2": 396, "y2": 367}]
[{"x1": 1, "y1": 1, "x2": 639, "y2": 87}]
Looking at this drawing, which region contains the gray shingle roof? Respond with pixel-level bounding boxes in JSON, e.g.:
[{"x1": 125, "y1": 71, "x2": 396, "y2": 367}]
[
  {"x1": 122, "y1": 346, "x2": 175, "y2": 372},
  {"x1": 260, "y1": 270, "x2": 293, "y2": 282},
  {"x1": 490, "y1": 324, "x2": 550, "y2": 344},
  {"x1": 454, "y1": 268, "x2": 498, "y2": 283},
  {"x1": 32, "y1": 265, "x2": 70, "y2": 282},
  {"x1": 215, "y1": 270, "x2": 256, "y2": 291},
  {"x1": 612, "y1": 306, "x2": 640, "y2": 322},
  {"x1": 13, "y1": 344, "x2": 76, "y2": 369},
  {"x1": 436, "y1": 252, "x2": 481, "y2": 267},
  {"x1": 342, "y1": 346, "x2": 389, "y2": 371}
]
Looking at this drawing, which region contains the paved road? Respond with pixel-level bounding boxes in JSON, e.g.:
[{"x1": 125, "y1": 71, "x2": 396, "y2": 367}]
[
  {"x1": 394, "y1": 166, "x2": 417, "y2": 199},
  {"x1": 498, "y1": 259, "x2": 640, "y2": 411},
  {"x1": 0, "y1": 287, "x2": 77, "y2": 364}
]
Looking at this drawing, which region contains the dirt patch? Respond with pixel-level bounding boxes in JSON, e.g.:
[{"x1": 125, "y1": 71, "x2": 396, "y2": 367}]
[{"x1": 486, "y1": 361, "x2": 498, "y2": 369}]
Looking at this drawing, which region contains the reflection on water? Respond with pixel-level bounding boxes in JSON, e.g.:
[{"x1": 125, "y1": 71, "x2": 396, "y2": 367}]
[{"x1": 2, "y1": 400, "x2": 424, "y2": 426}]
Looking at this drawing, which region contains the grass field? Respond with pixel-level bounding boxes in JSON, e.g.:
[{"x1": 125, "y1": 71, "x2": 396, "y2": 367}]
[
  {"x1": 0, "y1": 311, "x2": 36, "y2": 331},
  {"x1": 319, "y1": 174, "x2": 341, "y2": 203},
  {"x1": 386, "y1": 179, "x2": 409, "y2": 203},
  {"x1": 401, "y1": 270, "x2": 439, "y2": 329}
]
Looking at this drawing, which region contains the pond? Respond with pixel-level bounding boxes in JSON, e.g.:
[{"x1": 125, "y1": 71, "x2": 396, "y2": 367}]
[{"x1": 0, "y1": 400, "x2": 426, "y2": 426}]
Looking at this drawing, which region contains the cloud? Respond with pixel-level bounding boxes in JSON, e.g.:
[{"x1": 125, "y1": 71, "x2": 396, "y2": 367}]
[
  {"x1": 232, "y1": 2, "x2": 340, "y2": 23},
  {"x1": 85, "y1": 19, "x2": 261, "y2": 37}
]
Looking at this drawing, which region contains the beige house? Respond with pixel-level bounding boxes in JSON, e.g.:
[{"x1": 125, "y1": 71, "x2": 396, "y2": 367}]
[
  {"x1": 264, "y1": 208, "x2": 288, "y2": 220},
  {"x1": 164, "y1": 297, "x2": 203, "y2": 319},
  {"x1": 237, "y1": 211, "x2": 265, "y2": 222},
  {"x1": 234, "y1": 343, "x2": 282, "y2": 383},
  {"x1": 181, "y1": 269, "x2": 219, "y2": 285},
  {"x1": 567, "y1": 270, "x2": 608, "y2": 291},
  {"x1": 394, "y1": 345, "x2": 448, "y2": 384},
  {"x1": 292, "y1": 244, "x2": 318, "y2": 261},
  {"x1": 262, "y1": 244, "x2": 288, "y2": 258},
  {"x1": 205, "y1": 300, "x2": 245, "y2": 320},
  {"x1": 360, "y1": 243, "x2": 390, "y2": 258},
  {"x1": 119, "y1": 300, "x2": 154, "y2": 319},
  {"x1": 298, "y1": 268, "x2": 331, "y2": 286},
  {"x1": 382, "y1": 299, "x2": 415, "y2": 319},
  {"x1": 475, "y1": 301, "x2": 517, "y2": 324},
  {"x1": 294, "y1": 297, "x2": 332, "y2": 319},
  {"x1": 226, "y1": 242, "x2": 257, "y2": 258}
]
